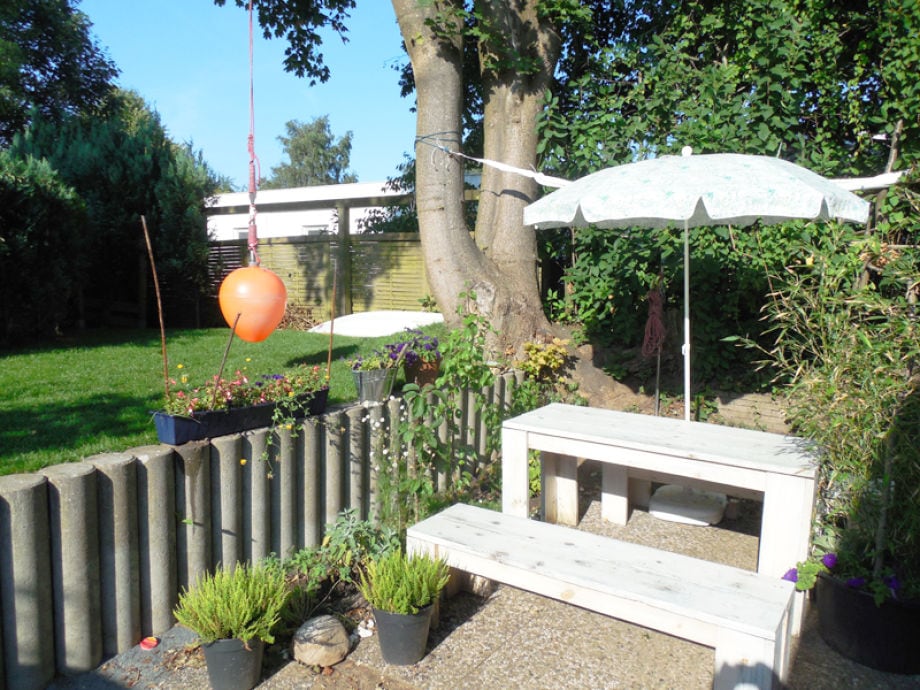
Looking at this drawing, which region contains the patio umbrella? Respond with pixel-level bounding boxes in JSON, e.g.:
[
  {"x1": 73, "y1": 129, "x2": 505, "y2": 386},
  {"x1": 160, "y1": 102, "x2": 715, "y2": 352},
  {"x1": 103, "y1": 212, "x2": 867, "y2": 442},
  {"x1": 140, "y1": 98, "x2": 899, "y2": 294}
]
[{"x1": 523, "y1": 151, "x2": 871, "y2": 420}]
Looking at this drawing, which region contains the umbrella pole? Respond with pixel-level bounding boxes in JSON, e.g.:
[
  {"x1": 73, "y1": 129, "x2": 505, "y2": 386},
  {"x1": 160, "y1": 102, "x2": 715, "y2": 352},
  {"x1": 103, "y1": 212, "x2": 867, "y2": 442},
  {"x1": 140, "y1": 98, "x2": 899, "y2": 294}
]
[{"x1": 683, "y1": 221, "x2": 691, "y2": 422}]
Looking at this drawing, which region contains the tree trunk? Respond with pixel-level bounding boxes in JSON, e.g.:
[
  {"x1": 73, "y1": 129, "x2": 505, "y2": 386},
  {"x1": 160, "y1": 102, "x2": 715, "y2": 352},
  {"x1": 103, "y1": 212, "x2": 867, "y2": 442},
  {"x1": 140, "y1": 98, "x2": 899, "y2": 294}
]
[{"x1": 392, "y1": 0, "x2": 557, "y2": 354}]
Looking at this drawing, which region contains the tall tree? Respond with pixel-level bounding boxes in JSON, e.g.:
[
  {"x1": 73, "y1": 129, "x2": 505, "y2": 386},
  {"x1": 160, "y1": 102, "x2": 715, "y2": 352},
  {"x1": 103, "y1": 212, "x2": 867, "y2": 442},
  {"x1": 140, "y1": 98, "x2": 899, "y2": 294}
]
[
  {"x1": 0, "y1": 0, "x2": 116, "y2": 145},
  {"x1": 262, "y1": 115, "x2": 357, "y2": 188},
  {"x1": 218, "y1": 0, "x2": 583, "y2": 353},
  {"x1": 9, "y1": 89, "x2": 219, "y2": 332}
]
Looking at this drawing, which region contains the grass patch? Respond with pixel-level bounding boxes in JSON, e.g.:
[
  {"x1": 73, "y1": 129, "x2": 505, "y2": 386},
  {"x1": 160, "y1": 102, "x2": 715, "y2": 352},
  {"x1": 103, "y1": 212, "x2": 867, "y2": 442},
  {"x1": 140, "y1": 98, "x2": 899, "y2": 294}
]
[{"x1": 0, "y1": 325, "x2": 445, "y2": 476}]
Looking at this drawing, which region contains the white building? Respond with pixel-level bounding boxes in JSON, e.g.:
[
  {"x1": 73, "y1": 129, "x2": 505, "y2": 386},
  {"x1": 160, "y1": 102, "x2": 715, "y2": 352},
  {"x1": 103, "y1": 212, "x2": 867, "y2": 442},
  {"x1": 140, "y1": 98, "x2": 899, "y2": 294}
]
[{"x1": 205, "y1": 181, "x2": 410, "y2": 241}]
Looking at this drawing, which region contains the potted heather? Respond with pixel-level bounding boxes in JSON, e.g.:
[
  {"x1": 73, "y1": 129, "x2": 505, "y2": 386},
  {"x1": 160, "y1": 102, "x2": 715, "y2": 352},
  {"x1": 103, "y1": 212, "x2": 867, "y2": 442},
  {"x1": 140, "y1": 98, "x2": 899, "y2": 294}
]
[
  {"x1": 761, "y1": 224, "x2": 920, "y2": 674},
  {"x1": 173, "y1": 563, "x2": 289, "y2": 690},
  {"x1": 154, "y1": 363, "x2": 328, "y2": 444},
  {"x1": 357, "y1": 548, "x2": 449, "y2": 665}
]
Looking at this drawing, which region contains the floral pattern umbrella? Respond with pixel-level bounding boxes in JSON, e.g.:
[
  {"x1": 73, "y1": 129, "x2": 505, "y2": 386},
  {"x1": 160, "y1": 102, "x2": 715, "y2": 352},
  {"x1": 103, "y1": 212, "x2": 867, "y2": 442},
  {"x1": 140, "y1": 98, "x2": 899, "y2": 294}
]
[{"x1": 523, "y1": 152, "x2": 871, "y2": 420}]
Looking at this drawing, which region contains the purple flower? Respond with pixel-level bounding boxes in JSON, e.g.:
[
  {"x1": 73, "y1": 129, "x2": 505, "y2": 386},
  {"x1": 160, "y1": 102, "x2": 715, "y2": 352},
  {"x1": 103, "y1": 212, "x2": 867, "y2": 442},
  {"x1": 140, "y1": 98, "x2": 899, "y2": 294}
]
[
  {"x1": 821, "y1": 553, "x2": 837, "y2": 569},
  {"x1": 846, "y1": 577, "x2": 866, "y2": 588},
  {"x1": 883, "y1": 575, "x2": 901, "y2": 592},
  {"x1": 782, "y1": 568, "x2": 798, "y2": 583}
]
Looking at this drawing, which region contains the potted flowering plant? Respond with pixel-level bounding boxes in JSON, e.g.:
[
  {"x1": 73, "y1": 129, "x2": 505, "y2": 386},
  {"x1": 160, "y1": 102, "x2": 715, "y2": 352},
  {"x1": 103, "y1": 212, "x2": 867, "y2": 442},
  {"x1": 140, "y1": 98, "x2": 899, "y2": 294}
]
[
  {"x1": 155, "y1": 363, "x2": 328, "y2": 445},
  {"x1": 174, "y1": 562, "x2": 289, "y2": 690},
  {"x1": 761, "y1": 224, "x2": 920, "y2": 674},
  {"x1": 387, "y1": 329, "x2": 441, "y2": 386},
  {"x1": 348, "y1": 349, "x2": 403, "y2": 403},
  {"x1": 357, "y1": 549, "x2": 449, "y2": 665}
]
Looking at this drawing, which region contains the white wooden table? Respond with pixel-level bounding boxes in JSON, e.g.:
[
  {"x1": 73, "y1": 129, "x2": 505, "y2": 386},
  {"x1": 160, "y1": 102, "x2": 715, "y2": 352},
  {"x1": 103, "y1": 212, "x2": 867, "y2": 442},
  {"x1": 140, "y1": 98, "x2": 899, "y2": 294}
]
[{"x1": 501, "y1": 403, "x2": 817, "y2": 632}]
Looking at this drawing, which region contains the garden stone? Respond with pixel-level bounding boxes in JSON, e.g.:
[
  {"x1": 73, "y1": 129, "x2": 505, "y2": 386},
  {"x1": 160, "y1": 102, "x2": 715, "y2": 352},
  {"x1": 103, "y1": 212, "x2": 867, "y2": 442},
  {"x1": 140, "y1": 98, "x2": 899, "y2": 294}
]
[{"x1": 292, "y1": 615, "x2": 351, "y2": 667}]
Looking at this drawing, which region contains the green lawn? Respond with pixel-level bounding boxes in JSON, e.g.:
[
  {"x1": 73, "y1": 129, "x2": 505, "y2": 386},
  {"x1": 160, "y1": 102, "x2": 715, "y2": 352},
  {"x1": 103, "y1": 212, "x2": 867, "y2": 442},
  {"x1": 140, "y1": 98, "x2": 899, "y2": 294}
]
[{"x1": 0, "y1": 326, "x2": 440, "y2": 476}]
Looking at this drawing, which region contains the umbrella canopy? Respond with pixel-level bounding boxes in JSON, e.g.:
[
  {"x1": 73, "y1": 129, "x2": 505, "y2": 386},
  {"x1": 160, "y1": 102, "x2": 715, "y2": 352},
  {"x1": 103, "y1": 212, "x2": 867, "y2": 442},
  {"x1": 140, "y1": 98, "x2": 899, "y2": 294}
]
[{"x1": 523, "y1": 152, "x2": 871, "y2": 420}]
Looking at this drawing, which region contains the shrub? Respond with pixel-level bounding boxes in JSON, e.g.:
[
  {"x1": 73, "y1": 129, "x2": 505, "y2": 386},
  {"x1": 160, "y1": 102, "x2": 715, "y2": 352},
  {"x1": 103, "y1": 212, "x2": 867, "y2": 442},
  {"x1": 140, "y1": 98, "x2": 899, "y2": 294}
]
[{"x1": 173, "y1": 563, "x2": 289, "y2": 644}]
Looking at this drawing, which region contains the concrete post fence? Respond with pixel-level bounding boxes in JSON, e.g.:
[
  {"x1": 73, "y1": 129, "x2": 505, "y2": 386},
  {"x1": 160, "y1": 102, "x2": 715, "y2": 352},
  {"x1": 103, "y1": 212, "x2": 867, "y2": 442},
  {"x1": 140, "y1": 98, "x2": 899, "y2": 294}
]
[
  {"x1": 0, "y1": 374, "x2": 517, "y2": 689},
  {"x1": 40, "y1": 463, "x2": 102, "y2": 676}
]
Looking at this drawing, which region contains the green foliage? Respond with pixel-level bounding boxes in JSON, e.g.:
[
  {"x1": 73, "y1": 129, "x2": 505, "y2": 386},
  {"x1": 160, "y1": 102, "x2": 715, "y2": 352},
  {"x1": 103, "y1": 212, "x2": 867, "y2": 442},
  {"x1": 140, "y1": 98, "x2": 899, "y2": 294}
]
[
  {"x1": 284, "y1": 509, "x2": 399, "y2": 587},
  {"x1": 792, "y1": 559, "x2": 829, "y2": 593},
  {"x1": 509, "y1": 336, "x2": 585, "y2": 498},
  {"x1": 0, "y1": 0, "x2": 116, "y2": 144},
  {"x1": 382, "y1": 382, "x2": 452, "y2": 533},
  {"x1": 555, "y1": 216, "x2": 824, "y2": 385},
  {"x1": 173, "y1": 563, "x2": 290, "y2": 644},
  {"x1": 536, "y1": 0, "x2": 919, "y2": 389},
  {"x1": 757, "y1": 209, "x2": 920, "y2": 601},
  {"x1": 374, "y1": 296, "x2": 512, "y2": 534},
  {"x1": 215, "y1": 0, "x2": 355, "y2": 86},
  {"x1": 357, "y1": 549, "x2": 449, "y2": 615},
  {"x1": 434, "y1": 293, "x2": 504, "y2": 475},
  {"x1": 359, "y1": 155, "x2": 418, "y2": 234},
  {"x1": 0, "y1": 150, "x2": 86, "y2": 339},
  {"x1": 6, "y1": 89, "x2": 219, "y2": 336},
  {"x1": 261, "y1": 116, "x2": 357, "y2": 189},
  {"x1": 263, "y1": 508, "x2": 399, "y2": 632},
  {"x1": 510, "y1": 337, "x2": 585, "y2": 414},
  {"x1": 438, "y1": 291, "x2": 499, "y2": 394}
]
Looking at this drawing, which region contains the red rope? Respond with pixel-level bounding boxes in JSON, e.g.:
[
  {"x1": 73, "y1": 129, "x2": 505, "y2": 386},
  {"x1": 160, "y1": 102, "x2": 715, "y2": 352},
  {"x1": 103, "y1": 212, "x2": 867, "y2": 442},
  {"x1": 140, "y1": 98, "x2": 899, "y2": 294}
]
[
  {"x1": 247, "y1": 1, "x2": 261, "y2": 265},
  {"x1": 642, "y1": 288, "x2": 666, "y2": 358}
]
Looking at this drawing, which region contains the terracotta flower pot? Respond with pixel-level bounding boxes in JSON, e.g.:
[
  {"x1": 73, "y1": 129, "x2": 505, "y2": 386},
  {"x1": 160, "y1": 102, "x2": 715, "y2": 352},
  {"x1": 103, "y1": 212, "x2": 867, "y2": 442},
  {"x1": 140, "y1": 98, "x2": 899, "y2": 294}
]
[{"x1": 405, "y1": 359, "x2": 441, "y2": 387}]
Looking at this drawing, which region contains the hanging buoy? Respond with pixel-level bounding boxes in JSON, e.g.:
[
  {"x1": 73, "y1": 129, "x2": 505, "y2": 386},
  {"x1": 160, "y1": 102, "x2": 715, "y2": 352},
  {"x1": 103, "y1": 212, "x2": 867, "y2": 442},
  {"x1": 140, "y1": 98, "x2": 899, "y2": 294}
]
[{"x1": 218, "y1": 265, "x2": 287, "y2": 342}]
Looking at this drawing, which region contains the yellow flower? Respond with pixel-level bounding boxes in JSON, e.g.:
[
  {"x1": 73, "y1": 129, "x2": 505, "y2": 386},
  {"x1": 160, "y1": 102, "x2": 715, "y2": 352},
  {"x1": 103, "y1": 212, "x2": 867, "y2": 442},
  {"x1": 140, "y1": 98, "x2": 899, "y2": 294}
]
[
  {"x1": 176, "y1": 363, "x2": 184, "y2": 369},
  {"x1": 240, "y1": 458, "x2": 247, "y2": 466}
]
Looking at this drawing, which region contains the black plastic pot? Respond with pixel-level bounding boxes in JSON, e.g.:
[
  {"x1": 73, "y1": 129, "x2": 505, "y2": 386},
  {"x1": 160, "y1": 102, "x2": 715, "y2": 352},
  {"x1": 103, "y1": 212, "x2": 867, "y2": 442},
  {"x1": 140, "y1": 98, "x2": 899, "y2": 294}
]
[
  {"x1": 373, "y1": 605, "x2": 433, "y2": 665},
  {"x1": 816, "y1": 573, "x2": 920, "y2": 674},
  {"x1": 201, "y1": 638, "x2": 264, "y2": 690}
]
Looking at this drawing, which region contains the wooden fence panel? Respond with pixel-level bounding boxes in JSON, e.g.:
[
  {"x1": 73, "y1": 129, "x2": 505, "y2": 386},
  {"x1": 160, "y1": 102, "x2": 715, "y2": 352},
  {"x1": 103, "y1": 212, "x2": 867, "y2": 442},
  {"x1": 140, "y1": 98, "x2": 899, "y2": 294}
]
[{"x1": 209, "y1": 233, "x2": 431, "y2": 323}]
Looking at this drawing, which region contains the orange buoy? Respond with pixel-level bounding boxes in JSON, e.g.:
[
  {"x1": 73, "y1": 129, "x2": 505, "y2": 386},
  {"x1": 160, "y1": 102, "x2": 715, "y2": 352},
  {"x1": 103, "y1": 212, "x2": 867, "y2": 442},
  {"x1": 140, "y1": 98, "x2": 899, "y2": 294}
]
[{"x1": 218, "y1": 265, "x2": 287, "y2": 342}]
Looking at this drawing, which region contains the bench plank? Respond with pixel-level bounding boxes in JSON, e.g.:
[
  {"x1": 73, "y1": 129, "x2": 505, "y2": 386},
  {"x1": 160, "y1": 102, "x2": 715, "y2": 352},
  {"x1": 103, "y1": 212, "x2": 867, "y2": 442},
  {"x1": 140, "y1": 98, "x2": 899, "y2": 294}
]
[
  {"x1": 503, "y1": 403, "x2": 814, "y2": 478},
  {"x1": 407, "y1": 504, "x2": 793, "y2": 689}
]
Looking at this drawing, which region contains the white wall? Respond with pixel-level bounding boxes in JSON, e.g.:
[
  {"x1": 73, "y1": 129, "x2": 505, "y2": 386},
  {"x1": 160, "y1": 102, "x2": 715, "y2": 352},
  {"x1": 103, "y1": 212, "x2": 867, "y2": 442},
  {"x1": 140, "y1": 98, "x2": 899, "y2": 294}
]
[{"x1": 205, "y1": 181, "x2": 408, "y2": 241}]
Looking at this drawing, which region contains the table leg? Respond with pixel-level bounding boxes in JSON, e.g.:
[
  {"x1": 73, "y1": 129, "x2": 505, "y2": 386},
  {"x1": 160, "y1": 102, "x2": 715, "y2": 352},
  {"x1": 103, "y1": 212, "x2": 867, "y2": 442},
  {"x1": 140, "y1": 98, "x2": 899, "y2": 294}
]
[
  {"x1": 759, "y1": 472, "x2": 816, "y2": 635},
  {"x1": 501, "y1": 427, "x2": 529, "y2": 518},
  {"x1": 601, "y1": 464, "x2": 629, "y2": 524},
  {"x1": 543, "y1": 452, "x2": 578, "y2": 526}
]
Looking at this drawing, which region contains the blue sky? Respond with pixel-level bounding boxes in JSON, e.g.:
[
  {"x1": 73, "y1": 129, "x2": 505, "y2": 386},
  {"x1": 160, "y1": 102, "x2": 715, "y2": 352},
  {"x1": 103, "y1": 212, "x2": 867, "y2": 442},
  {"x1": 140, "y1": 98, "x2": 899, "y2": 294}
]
[{"x1": 78, "y1": 1, "x2": 415, "y2": 188}]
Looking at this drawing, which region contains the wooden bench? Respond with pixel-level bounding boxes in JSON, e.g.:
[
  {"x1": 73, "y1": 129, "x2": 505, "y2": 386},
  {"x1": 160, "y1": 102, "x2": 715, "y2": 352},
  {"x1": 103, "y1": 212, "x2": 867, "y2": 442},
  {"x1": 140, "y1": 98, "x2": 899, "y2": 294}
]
[
  {"x1": 501, "y1": 403, "x2": 816, "y2": 634},
  {"x1": 407, "y1": 504, "x2": 794, "y2": 690}
]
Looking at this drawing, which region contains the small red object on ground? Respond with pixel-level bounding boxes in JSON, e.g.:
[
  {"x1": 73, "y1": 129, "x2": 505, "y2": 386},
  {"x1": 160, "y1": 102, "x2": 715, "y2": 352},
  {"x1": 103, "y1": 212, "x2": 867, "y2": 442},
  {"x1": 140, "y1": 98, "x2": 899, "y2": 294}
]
[{"x1": 140, "y1": 636, "x2": 159, "y2": 650}]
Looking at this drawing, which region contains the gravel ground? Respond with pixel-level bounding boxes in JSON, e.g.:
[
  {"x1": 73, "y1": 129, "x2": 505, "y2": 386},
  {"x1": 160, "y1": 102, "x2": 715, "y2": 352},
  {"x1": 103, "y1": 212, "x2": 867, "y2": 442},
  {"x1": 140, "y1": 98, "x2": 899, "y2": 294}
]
[{"x1": 50, "y1": 462, "x2": 920, "y2": 689}]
